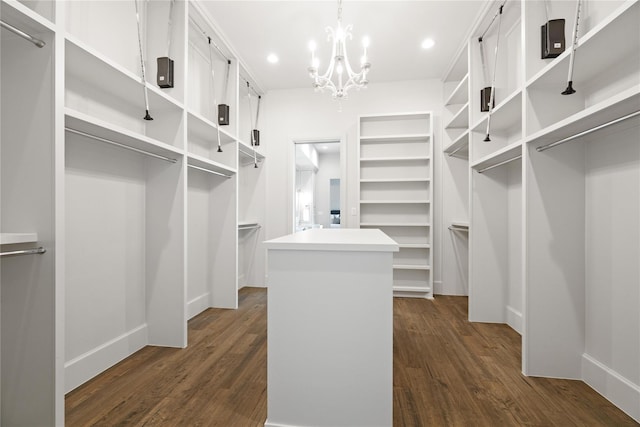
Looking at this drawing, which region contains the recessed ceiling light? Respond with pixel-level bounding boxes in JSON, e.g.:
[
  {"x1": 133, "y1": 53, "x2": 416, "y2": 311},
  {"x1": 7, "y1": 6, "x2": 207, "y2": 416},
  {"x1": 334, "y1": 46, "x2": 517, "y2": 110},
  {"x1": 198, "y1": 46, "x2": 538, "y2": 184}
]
[
  {"x1": 421, "y1": 38, "x2": 435, "y2": 49},
  {"x1": 267, "y1": 53, "x2": 279, "y2": 64}
]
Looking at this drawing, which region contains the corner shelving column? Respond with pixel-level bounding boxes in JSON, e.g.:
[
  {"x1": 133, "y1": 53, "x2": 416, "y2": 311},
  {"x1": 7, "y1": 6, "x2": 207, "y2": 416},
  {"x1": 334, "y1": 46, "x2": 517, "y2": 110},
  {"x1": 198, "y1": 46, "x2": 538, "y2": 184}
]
[
  {"x1": 467, "y1": 0, "x2": 524, "y2": 333},
  {"x1": 358, "y1": 112, "x2": 433, "y2": 299},
  {"x1": 442, "y1": 43, "x2": 470, "y2": 296},
  {"x1": 238, "y1": 141, "x2": 266, "y2": 288},
  {"x1": 1, "y1": 1, "x2": 59, "y2": 424},
  {"x1": 63, "y1": 0, "x2": 187, "y2": 393},
  {"x1": 522, "y1": 1, "x2": 639, "y2": 421},
  {"x1": 186, "y1": 1, "x2": 239, "y2": 315}
]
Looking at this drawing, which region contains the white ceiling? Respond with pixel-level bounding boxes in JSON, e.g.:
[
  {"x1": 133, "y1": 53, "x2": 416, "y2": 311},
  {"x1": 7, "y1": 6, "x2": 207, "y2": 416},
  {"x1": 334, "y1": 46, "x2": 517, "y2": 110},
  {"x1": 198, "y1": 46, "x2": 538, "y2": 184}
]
[{"x1": 199, "y1": 1, "x2": 488, "y2": 93}]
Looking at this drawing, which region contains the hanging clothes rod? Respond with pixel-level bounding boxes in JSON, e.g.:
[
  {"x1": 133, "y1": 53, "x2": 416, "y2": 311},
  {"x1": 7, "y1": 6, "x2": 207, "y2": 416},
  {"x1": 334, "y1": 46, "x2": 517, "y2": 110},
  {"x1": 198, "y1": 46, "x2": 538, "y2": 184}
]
[
  {"x1": 187, "y1": 163, "x2": 232, "y2": 178},
  {"x1": 188, "y1": 16, "x2": 230, "y2": 62},
  {"x1": 0, "y1": 247, "x2": 46, "y2": 257},
  {"x1": 65, "y1": 128, "x2": 178, "y2": 163},
  {"x1": 478, "y1": 0, "x2": 508, "y2": 40},
  {"x1": 448, "y1": 225, "x2": 469, "y2": 232},
  {"x1": 536, "y1": 110, "x2": 640, "y2": 153},
  {"x1": 476, "y1": 155, "x2": 521, "y2": 174},
  {"x1": 0, "y1": 20, "x2": 46, "y2": 48},
  {"x1": 447, "y1": 144, "x2": 467, "y2": 158},
  {"x1": 238, "y1": 224, "x2": 261, "y2": 231}
]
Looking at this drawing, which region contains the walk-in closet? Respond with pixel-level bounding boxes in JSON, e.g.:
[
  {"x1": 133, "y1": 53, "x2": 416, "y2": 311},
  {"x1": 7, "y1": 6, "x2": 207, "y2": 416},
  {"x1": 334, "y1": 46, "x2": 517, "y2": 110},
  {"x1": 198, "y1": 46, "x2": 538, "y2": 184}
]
[{"x1": 1, "y1": 0, "x2": 638, "y2": 425}]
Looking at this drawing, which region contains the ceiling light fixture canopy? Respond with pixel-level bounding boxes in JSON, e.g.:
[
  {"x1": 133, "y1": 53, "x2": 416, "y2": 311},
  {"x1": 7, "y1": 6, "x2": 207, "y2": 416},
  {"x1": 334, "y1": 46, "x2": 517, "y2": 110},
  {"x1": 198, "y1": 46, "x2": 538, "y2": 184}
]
[{"x1": 307, "y1": 0, "x2": 371, "y2": 103}]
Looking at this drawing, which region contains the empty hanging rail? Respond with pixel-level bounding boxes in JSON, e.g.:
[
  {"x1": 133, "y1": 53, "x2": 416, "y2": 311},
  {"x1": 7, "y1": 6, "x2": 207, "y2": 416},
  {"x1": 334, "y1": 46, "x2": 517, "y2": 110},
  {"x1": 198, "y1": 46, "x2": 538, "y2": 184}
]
[
  {"x1": 65, "y1": 128, "x2": 178, "y2": 163},
  {"x1": 0, "y1": 247, "x2": 46, "y2": 257},
  {"x1": 187, "y1": 163, "x2": 232, "y2": 178},
  {"x1": 536, "y1": 110, "x2": 640, "y2": 153},
  {"x1": 0, "y1": 20, "x2": 46, "y2": 48}
]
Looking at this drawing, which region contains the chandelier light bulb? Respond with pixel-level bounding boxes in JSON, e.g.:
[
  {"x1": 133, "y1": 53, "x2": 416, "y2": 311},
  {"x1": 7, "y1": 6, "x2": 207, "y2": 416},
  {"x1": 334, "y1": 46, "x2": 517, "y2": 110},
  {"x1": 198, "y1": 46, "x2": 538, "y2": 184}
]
[
  {"x1": 362, "y1": 36, "x2": 370, "y2": 48},
  {"x1": 309, "y1": 40, "x2": 317, "y2": 52}
]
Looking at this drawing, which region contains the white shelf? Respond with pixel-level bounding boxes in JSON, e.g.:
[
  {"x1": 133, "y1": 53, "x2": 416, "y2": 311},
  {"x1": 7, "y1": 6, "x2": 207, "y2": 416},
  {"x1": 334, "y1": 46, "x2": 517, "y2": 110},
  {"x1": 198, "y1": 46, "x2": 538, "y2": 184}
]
[
  {"x1": 238, "y1": 139, "x2": 265, "y2": 164},
  {"x1": 360, "y1": 134, "x2": 431, "y2": 143},
  {"x1": 445, "y1": 102, "x2": 470, "y2": 129},
  {"x1": 187, "y1": 110, "x2": 236, "y2": 146},
  {"x1": 394, "y1": 264, "x2": 431, "y2": 271},
  {"x1": 65, "y1": 35, "x2": 184, "y2": 112},
  {"x1": 450, "y1": 221, "x2": 469, "y2": 229},
  {"x1": 360, "y1": 156, "x2": 430, "y2": 162},
  {"x1": 471, "y1": 141, "x2": 522, "y2": 172},
  {"x1": 398, "y1": 243, "x2": 431, "y2": 249},
  {"x1": 471, "y1": 89, "x2": 522, "y2": 133},
  {"x1": 0, "y1": 233, "x2": 39, "y2": 245},
  {"x1": 65, "y1": 108, "x2": 183, "y2": 161},
  {"x1": 360, "y1": 223, "x2": 431, "y2": 227},
  {"x1": 187, "y1": 153, "x2": 236, "y2": 176},
  {"x1": 444, "y1": 74, "x2": 469, "y2": 106},
  {"x1": 360, "y1": 178, "x2": 430, "y2": 183},
  {"x1": 443, "y1": 130, "x2": 470, "y2": 159},
  {"x1": 526, "y1": 1, "x2": 639, "y2": 91},
  {"x1": 360, "y1": 112, "x2": 430, "y2": 121},
  {"x1": 393, "y1": 286, "x2": 432, "y2": 293},
  {"x1": 360, "y1": 200, "x2": 430, "y2": 204},
  {"x1": 526, "y1": 87, "x2": 640, "y2": 147}
]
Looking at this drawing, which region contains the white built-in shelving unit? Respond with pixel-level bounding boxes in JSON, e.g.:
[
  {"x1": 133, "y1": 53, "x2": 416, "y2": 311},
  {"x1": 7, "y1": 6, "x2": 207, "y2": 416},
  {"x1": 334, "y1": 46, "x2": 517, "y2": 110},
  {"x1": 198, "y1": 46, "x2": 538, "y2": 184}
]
[
  {"x1": 442, "y1": 0, "x2": 640, "y2": 422},
  {"x1": 0, "y1": 0, "x2": 267, "y2": 424},
  {"x1": 358, "y1": 112, "x2": 434, "y2": 299}
]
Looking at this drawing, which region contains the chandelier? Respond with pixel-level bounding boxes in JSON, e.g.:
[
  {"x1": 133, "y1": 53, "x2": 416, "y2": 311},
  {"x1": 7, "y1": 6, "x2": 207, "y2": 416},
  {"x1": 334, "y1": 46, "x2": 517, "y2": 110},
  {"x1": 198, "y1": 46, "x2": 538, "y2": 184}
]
[{"x1": 307, "y1": 0, "x2": 371, "y2": 102}]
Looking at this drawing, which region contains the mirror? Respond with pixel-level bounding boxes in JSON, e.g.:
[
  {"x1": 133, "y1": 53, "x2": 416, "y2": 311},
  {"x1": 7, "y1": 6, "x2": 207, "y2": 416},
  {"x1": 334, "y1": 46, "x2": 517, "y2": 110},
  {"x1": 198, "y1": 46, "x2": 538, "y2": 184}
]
[{"x1": 294, "y1": 141, "x2": 341, "y2": 232}]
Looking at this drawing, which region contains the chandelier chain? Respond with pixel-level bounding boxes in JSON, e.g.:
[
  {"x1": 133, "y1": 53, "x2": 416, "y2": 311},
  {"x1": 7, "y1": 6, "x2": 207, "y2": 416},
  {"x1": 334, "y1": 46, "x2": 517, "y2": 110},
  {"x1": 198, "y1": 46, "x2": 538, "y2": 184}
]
[{"x1": 338, "y1": 0, "x2": 342, "y2": 22}]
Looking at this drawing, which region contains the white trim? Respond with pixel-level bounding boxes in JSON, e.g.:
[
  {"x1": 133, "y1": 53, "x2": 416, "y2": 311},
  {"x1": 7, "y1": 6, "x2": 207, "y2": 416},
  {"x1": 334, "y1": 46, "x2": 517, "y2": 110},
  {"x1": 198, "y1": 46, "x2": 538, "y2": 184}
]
[
  {"x1": 187, "y1": 293, "x2": 211, "y2": 320},
  {"x1": 506, "y1": 305, "x2": 522, "y2": 335},
  {"x1": 582, "y1": 353, "x2": 640, "y2": 423},
  {"x1": 64, "y1": 324, "x2": 148, "y2": 393}
]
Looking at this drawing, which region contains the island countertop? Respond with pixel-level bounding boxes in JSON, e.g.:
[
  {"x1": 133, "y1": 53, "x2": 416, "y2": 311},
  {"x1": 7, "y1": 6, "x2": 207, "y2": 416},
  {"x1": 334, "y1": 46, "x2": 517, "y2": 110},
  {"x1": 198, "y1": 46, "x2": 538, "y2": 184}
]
[{"x1": 264, "y1": 228, "x2": 399, "y2": 252}]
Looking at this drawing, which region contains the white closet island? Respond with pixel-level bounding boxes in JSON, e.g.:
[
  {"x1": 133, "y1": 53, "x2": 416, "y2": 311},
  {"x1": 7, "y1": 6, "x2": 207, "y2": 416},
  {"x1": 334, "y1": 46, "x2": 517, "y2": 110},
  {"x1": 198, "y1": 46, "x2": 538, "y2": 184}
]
[{"x1": 264, "y1": 229, "x2": 398, "y2": 427}]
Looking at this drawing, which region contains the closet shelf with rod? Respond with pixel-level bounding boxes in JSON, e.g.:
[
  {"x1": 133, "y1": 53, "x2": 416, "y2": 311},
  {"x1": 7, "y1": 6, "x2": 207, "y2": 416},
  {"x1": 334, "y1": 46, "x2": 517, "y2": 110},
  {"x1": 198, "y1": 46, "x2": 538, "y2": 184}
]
[
  {"x1": 238, "y1": 140, "x2": 265, "y2": 165},
  {"x1": 187, "y1": 153, "x2": 236, "y2": 177},
  {"x1": 238, "y1": 222, "x2": 261, "y2": 231},
  {"x1": 187, "y1": 110, "x2": 236, "y2": 146},
  {"x1": 65, "y1": 109, "x2": 183, "y2": 162},
  {"x1": 448, "y1": 222, "x2": 469, "y2": 233},
  {"x1": 444, "y1": 73, "x2": 469, "y2": 106},
  {"x1": 471, "y1": 90, "x2": 522, "y2": 134},
  {"x1": 471, "y1": 140, "x2": 522, "y2": 173},
  {"x1": 445, "y1": 102, "x2": 470, "y2": 129},
  {"x1": 526, "y1": 88, "x2": 640, "y2": 147},
  {"x1": 443, "y1": 130, "x2": 470, "y2": 159}
]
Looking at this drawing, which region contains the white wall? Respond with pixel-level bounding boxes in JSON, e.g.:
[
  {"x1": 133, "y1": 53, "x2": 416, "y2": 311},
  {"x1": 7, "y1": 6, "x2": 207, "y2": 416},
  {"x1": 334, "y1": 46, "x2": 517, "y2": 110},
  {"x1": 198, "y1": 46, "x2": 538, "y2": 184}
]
[
  {"x1": 584, "y1": 123, "x2": 640, "y2": 397},
  {"x1": 263, "y1": 79, "x2": 443, "y2": 285},
  {"x1": 315, "y1": 152, "x2": 341, "y2": 228}
]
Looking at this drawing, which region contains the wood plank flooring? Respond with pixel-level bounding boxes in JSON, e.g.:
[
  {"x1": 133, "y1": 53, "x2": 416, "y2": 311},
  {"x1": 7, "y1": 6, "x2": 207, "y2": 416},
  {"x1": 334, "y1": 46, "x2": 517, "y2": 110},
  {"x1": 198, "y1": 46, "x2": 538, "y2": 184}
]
[{"x1": 66, "y1": 288, "x2": 638, "y2": 426}]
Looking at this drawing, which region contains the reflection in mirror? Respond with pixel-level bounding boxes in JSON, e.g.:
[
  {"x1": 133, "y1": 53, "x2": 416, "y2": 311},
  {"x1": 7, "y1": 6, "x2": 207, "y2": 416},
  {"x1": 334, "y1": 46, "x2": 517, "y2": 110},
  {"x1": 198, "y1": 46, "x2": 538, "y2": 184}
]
[{"x1": 294, "y1": 141, "x2": 340, "y2": 232}]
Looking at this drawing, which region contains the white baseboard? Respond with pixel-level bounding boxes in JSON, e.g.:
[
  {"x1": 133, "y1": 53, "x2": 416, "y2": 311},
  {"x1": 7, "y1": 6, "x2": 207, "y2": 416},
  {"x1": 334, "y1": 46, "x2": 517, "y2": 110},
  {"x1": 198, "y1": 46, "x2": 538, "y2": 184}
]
[
  {"x1": 65, "y1": 324, "x2": 147, "y2": 393},
  {"x1": 582, "y1": 353, "x2": 640, "y2": 423},
  {"x1": 187, "y1": 292, "x2": 211, "y2": 320},
  {"x1": 506, "y1": 305, "x2": 522, "y2": 335},
  {"x1": 264, "y1": 419, "x2": 302, "y2": 427}
]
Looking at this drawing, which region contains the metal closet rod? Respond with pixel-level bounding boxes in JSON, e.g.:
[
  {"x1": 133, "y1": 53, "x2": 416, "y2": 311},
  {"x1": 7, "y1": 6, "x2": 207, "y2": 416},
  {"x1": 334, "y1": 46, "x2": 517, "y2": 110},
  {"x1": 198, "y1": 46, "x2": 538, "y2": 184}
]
[
  {"x1": 477, "y1": 155, "x2": 521, "y2": 174},
  {"x1": 187, "y1": 163, "x2": 232, "y2": 178},
  {"x1": 0, "y1": 20, "x2": 46, "y2": 48},
  {"x1": 448, "y1": 225, "x2": 469, "y2": 232},
  {"x1": 238, "y1": 224, "x2": 261, "y2": 230},
  {"x1": 188, "y1": 16, "x2": 230, "y2": 62},
  {"x1": 66, "y1": 128, "x2": 178, "y2": 163},
  {"x1": 536, "y1": 110, "x2": 640, "y2": 153},
  {"x1": 0, "y1": 247, "x2": 46, "y2": 257},
  {"x1": 447, "y1": 144, "x2": 466, "y2": 158}
]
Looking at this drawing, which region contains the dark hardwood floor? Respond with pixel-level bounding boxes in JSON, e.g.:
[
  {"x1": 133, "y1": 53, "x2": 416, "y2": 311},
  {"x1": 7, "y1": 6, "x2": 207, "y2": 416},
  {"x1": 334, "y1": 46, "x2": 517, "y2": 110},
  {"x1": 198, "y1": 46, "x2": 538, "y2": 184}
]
[{"x1": 66, "y1": 288, "x2": 638, "y2": 426}]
